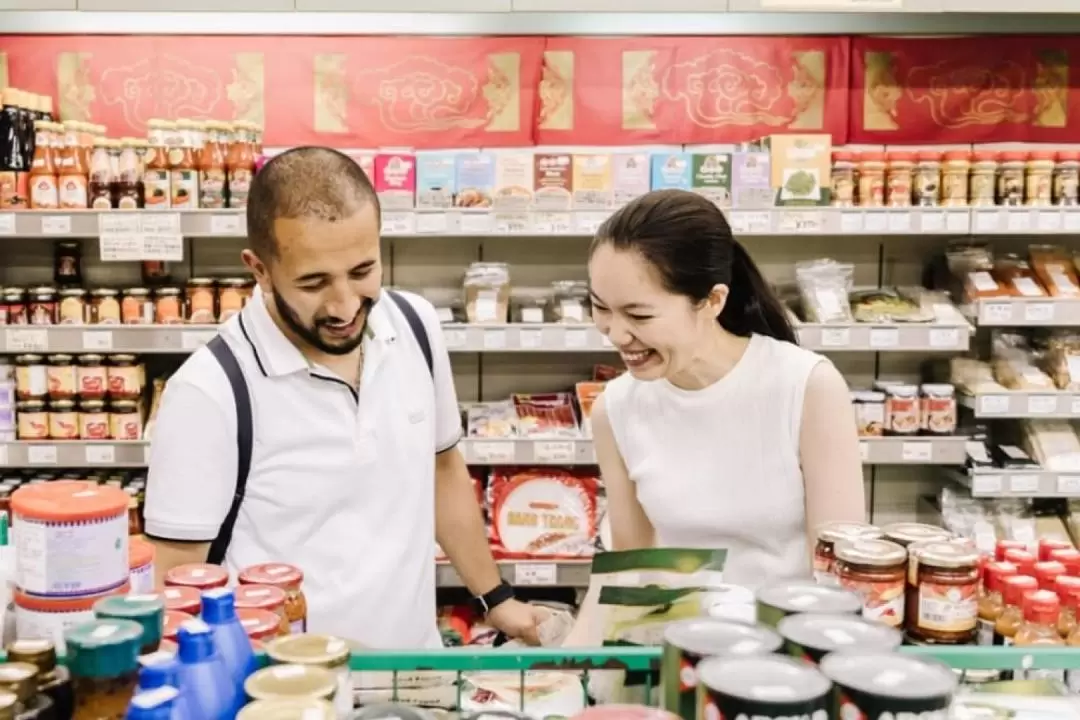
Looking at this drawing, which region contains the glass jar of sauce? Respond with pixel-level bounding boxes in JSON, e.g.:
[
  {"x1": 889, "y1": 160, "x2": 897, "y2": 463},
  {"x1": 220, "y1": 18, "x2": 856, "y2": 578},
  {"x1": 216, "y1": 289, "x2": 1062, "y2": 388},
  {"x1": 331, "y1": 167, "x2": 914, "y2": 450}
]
[
  {"x1": 48, "y1": 400, "x2": 78, "y2": 440},
  {"x1": 243, "y1": 664, "x2": 337, "y2": 705},
  {"x1": 90, "y1": 289, "x2": 121, "y2": 325},
  {"x1": 57, "y1": 289, "x2": 87, "y2": 325},
  {"x1": 881, "y1": 523, "x2": 952, "y2": 549},
  {"x1": 830, "y1": 151, "x2": 856, "y2": 207},
  {"x1": 218, "y1": 279, "x2": 247, "y2": 323},
  {"x1": 940, "y1": 151, "x2": 971, "y2": 207},
  {"x1": 27, "y1": 287, "x2": 56, "y2": 326},
  {"x1": 238, "y1": 609, "x2": 282, "y2": 649},
  {"x1": 108, "y1": 400, "x2": 141, "y2": 441},
  {"x1": 16, "y1": 401, "x2": 47, "y2": 440},
  {"x1": 857, "y1": 152, "x2": 886, "y2": 207},
  {"x1": 76, "y1": 355, "x2": 107, "y2": 399},
  {"x1": 15, "y1": 355, "x2": 47, "y2": 400},
  {"x1": 834, "y1": 539, "x2": 907, "y2": 629},
  {"x1": 106, "y1": 355, "x2": 141, "y2": 400},
  {"x1": 234, "y1": 585, "x2": 290, "y2": 637},
  {"x1": 78, "y1": 400, "x2": 108, "y2": 440},
  {"x1": 54, "y1": 240, "x2": 83, "y2": 287},
  {"x1": 978, "y1": 561, "x2": 1018, "y2": 646},
  {"x1": 239, "y1": 564, "x2": 309, "y2": 634},
  {"x1": 913, "y1": 151, "x2": 941, "y2": 206},
  {"x1": 998, "y1": 151, "x2": 1026, "y2": 206},
  {"x1": 164, "y1": 564, "x2": 229, "y2": 591},
  {"x1": 161, "y1": 586, "x2": 201, "y2": 616},
  {"x1": 46, "y1": 355, "x2": 76, "y2": 400},
  {"x1": 65, "y1": 619, "x2": 142, "y2": 720},
  {"x1": 1054, "y1": 150, "x2": 1080, "y2": 206},
  {"x1": 185, "y1": 279, "x2": 216, "y2": 324},
  {"x1": 1026, "y1": 151, "x2": 1055, "y2": 206},
  {"x1": 813, "y1": 522, "x2": 882, "y2": 586},
  {"x1": 3, "y1": 289, "x2": 27, "y2": 325},
  {"x1": 907, "y1": 541, "x2": 980, "y2": 645},
  {"x1": 6, "y1": 640, "x2": 73, "y2": 720},
  {"x1": 121, "y1": 288, "x2": 154, "y2": 325},
  {"x1": 154, "y1": 288, "x2": 183, "y2": 325},
  {"x1": 970, "y1": 152, "x2": 997, "y2": 207}
]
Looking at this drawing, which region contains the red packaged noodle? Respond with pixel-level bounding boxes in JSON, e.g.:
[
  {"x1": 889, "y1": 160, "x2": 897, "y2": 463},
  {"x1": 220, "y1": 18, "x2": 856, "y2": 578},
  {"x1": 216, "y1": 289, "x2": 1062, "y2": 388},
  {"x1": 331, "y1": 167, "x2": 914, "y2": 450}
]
[{"x1": 487, "y1": 468, "x2": 598, "y2": 559}]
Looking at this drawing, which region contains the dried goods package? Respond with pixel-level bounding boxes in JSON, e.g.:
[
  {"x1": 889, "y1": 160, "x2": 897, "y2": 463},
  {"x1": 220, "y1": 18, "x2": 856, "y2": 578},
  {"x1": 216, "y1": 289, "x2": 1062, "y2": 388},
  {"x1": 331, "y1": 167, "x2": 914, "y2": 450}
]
[{"x1": 487, "y1": 468, "x2": 598, "y2": 559}]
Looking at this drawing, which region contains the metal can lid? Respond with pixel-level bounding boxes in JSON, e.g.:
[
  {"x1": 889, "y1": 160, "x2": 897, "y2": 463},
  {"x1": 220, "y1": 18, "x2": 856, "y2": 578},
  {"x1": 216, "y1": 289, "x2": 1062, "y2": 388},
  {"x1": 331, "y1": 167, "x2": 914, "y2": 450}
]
[
  {"x1": 834, "y1": 538, "x2": 907, "y2": 567},
  {"x1": 697, "y1": 654, "x2": 830, "y2": 705},
  {"x1": 819, "y1": 651, "x2": 957, "y2": 701},
  {"x1": 756, "y1": 581, "x2": 862, "y2": 616},
  {"x1": 777, "y1": 613, "x2": 903, "y2": 656},
  {"x1": 662, "y1": 617, "x2": 782, "y2": 658}
]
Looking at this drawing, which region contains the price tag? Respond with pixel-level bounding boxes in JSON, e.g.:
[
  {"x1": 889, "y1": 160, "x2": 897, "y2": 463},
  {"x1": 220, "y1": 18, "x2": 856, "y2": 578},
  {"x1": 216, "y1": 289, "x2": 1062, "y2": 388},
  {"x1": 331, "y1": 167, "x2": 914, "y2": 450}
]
[
  {"x1": 819, "y1": 327, "x2": 850, "y2": 348},
  {"x1": 459, "y1": 212, "x2": 494, "y2": 235},
  {"x1": 1024, "y1": 302, "x2": 1055, "y2": 323},
  {"x1": 0, "y1": 213, "x2": 15, "y2": 235},
  {"x1": 535, "y1": 441, "x2": 575, "y2": 463},
  {"x1": 863, "y1": 213, "x2": 887, "y2": 233},
  {"x1": 1009, "y1": 475, "x2": 1040, "y2": 494},
  {"x1": 98, "y1": 213, "x2": 142, "y2": 261},
  {"x1": 140, "y1": 213, "x2": 183, "y2": 261},
  {"x1": 978, "y1": 395, "x2": 1010, "y2": 415},
  {"x1": 981, "y1": 302, "x2": 1013, "y2": 324},
  {"x1": 1036, "y1": 210, "x2": 1062, "y2": 232},
  {"x1": 945, "y1": 211, "x2": 970, "y2": 233},
  {"x1": 81, "y1": 331, "x2": 113, "y2": 351},
  {"x1": 858, "y1": 441, "x2": 869, "y2": 462},
  {"x1": 887, "y1": 212, "x2": 911, "y2": 233},
  {"x1": 1064, "y1": 210, "x2": 1080, "y2": 232},
  {"x1": 495, "y1": 214, "x2": 530, "y2": 234},
  {"x1": 1006, "y1": 210, "x2": 1031, "y2": 232},
  {"x1": 4, "y1": 328, "x2": 47, "y2": 352},
  {"x1": 415, "y1": 213, "x2": 448, "y2": 234},
  {"x1": 929, "y1": 327, "x2": 960, "y2": 348},
  {"x1": 27, "y1": 445, "x2": 57, "y2": 465},
  {"x1": 777, "y1": 211, "x2": 822, "y2": 234},
  {"x1": 85, "y1": 445, "x2": 116, "y2": 465},
  {"x1": 180, "y1": 330, "x2": 217, "y2": 350},
  {"x1": 209, "y1": 214, "x2": 243, "y2": 235},
  {"x1": 839, "y1": 212, "x2": 863, "y2": 234},
  {"x1": 901, "y1": 441, "x2": 933, "y2": 462},
  {"x1": 565, "y1": 329, "x2": 588, "y2": 349},
  {"x1": 41, "y1": 215, "x2": 71, "y2": 235},
  {"x1": 513, "y1": 563, "x2": 558, "y2": 586},
  {"x1": 472, "y1": 442, "x2": 516, "y2": 464},
  {"x1": 974, "y1": 210, "x2": 1000, "y2": 232},
  {"x1": 533, "y1": 212, "x2": 572, "y2": 235},
  {"x1": 443, "y1": 329, "x2": 467, "y2": 350},
  {"x1": 575, "y1": 212, "x2": 609, "y2": 235},
  {"x1": 869, "y1": 327, "x2": 899, "y2": 348},
  {"x1": 920, "y1": 212, "x2": 944, "y2": 233},
  {"x1": 519, "y1": 329, "x2": 542, "y2": 349},
  {"x1": 972, "y1": 474, "x2": 1003, "y2": 495},
  {"x1": 1026, "y1": 395, "x2": 1058, "y2": 415},
  {"x1": 1057, "y1": 476, "x2": 1080, "y2": 494},
  {"x1": 483, "y1": 330, "x2": 506, "y2": 350},
  {"x1": 736, "y1": 211, "x2": 771, "y2": 235},
  {"x1": 380, "y1": 212, "x2": 414, "y2": 235}
]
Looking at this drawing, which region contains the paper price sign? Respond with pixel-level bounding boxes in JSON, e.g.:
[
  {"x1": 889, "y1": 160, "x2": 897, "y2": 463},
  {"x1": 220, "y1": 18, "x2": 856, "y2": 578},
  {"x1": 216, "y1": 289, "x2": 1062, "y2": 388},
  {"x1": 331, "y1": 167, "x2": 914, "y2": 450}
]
[{"x1": 513, "y1": 563, "x2": 557, "y2": 586}]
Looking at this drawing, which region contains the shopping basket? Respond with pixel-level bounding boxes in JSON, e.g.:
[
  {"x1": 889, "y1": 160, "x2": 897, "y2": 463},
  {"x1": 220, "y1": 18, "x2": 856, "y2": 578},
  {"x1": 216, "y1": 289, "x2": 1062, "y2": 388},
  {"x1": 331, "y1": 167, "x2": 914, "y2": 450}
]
[{"x1": 343, "y1": 645, "x2": 1080, "y2": 711}]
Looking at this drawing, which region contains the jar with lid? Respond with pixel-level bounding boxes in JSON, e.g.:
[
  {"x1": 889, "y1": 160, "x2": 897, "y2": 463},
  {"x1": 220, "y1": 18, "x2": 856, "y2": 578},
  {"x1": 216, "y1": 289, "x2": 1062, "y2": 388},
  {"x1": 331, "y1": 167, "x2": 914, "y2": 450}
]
[
  {"x1": 76, "y1": 355, "x2": 107, "y2": 399},
  {"x1": 153, "y1": 288, "x2": 183, "y2": 325},
  {"x1": 6, "y1": 640, "x2": 73, "y2": 720},
  {"x1": 120, "y1": 288, "x2": 153, "y2": 325},
  {"x1": 1038, "y1": 536, "x2": 1072, "y2": 561},
  {"x1": 239, "y1": 563, "x2": 308, "y2": 634},
  {"x1": 516, "y1": 297, "x2": 546, "y2": 325},
  {"x1": 64, "y1": 618, "x2": 142, "y2": 720},
  {"x1": 884, "y1": 384, "x2": 920, "y2": 436},
  {"x1": 53, "y1": 240, "x2": 82, "y2": 287},
  {"x1": 106, "y1": 355, "x2": 142, "y2": 399},
  {"x1": 93, "y1": 594, "x2": 164, "y2": 656},
  {"x1": 26, "y1": 287, "x2": 56, "y2": 326},
  {"x1": 14, "y1": 356, "x2": 46, "y2": 401},
  {"x1": 813, "y1": 522, "x2": 882, "y2": 585},
  {"x1": 0, "y1": 662, "x2": 54, "y2": 719},
  {"x1": 57, "y1": 288, "x2": 87, "y2": 325},
  {"x1": 913, "y1": 151, "x2": 941, "y2": 206},
  {"x1": 46, "y1": 354, "x2": 76, "y2": 401},
  {"x1": 1015, "y1": 590, "x2": 1064, "y2": 648},
  {"x1": 185, "y1": 278, "x2": 216, "y2": 324},
  {"x1": 1055, "y1": 576, "x2": 1080, "y2": 639},
  {"x1": 1026, "y1": 151, "x2": 1055, "y2": 206},
  {"x1": 463, "y1": 262, "x2": 510, "y2": 324},
  {"x1": 857, "y1": 152, "x2": 886, "y2": 207},
  {"x1": 238, "y1": 699, "x2": 335, "y2": 720},
  {"x1": 108, "y1": 400, "x2": 141, "y2": 441},
  {"x1": 550, "y1": 280, "x2": 590, "y2": 324},
  {"x1": 834, "y1": 538, "x2": 907, "y2": 628},
  {"x1": 940, "y1": 151, "x2": 971, "y2": 207},
  {"x1": 881, "y1": 522, "x2": 952, "y2": 549},
  {"x1": 48, "y1": 400, "x2": 78, "y2": 440},
  {"x1": 244, "y1": 664, "x2": 337, "y2": 705},
  {"x1": 885, "y1": 151, "x2": 914, "y2": 207},
  {"x1": 968, "y1": 152, "x2": 997, "y2": 207},
  {"x1": 217, "y1": 278, "x2": 247, "y2": 323},
  {"x1": 161, "y1": 586, "x2": 201, "y2": 616},
  {"x1": 3, "y1": 290, "x2": 26, "y2": 325},
  {"x1": 920, "y1": 384, "x2": 956, "y2": 435},
  {"x1": 907, "y1": 541, "x2": 980, "y2": 644},
  {"x1": 264, "y1": 634, "x2": 352, "y2": 716},
  {"x1": 78, "y1": 400, "x2": 108, "y2": 440},
  {"x1": 995, "y1": 575, "x2": 1037, "y2": 645},
  {"x1": 978, "y1": 561, "x2": 1018, "y2": 646},
  {"x1": 997, "y1": 151, "x2": 1026, "y2": 206},
  {"x1": 1054, "y1": 151, "x2": 1079, "y2": 206},
  {"x1": 164, "y1": 563, "x2": 229, "y2": 591},
  {"x1": 15, "y1": 401, "x2": 47, "y2": 440},
  {"x1": 830, "y1": 151, "x2": 856, "y2": 207},
  {"x1": 89, "y1": 289, "x2": 120, "y2": 325},
  {"x1": 235, "y1": 585, "x2": 290, "y2": 637},
  {"x1": 238, "y1": 609, "x2": 282, "y2": 649}
]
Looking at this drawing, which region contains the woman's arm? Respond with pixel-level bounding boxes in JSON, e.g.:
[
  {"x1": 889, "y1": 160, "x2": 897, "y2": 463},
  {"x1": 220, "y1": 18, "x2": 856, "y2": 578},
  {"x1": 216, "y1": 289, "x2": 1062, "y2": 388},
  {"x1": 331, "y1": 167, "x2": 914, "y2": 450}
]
[
  {"x1": 799, "y1": 361, "x2": 868, "y2": 546},
  {"x1": 592, "y1": 392, "x2": 656, "y2": 550}
]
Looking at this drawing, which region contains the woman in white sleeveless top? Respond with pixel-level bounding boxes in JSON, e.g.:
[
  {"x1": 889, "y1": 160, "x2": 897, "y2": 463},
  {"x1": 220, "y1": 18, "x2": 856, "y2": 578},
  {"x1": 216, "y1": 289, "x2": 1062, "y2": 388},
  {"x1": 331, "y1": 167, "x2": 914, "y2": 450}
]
[{"x1": 587, "y1": 189, "x2": 865, "y2": 590}]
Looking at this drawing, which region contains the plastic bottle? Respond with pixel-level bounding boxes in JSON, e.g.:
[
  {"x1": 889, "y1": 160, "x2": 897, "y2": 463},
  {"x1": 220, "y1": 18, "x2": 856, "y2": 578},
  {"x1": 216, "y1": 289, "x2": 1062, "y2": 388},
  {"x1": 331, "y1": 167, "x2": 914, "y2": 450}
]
[
  {"x1": 1014, "y1": 589, "x2": 1065, "y2": 683},
  {"x1": 994, "y1": 575, "x2": 1038, "y2": 646},
  {"x1": 200, "y1": 588, "x2": 255, "y2": 687},
  {"x1": 125, "y1": 686, "x2": 183, "y2": 720},
  {"x1": 175, "y1": 619, "x2": 240, "y2": 720},
  {"x1": 138, "y1": 652, "x2": 193, "y2": 720},
  {"x1": 977, "y1": 561, "x2": 1017, "y2": 646}
]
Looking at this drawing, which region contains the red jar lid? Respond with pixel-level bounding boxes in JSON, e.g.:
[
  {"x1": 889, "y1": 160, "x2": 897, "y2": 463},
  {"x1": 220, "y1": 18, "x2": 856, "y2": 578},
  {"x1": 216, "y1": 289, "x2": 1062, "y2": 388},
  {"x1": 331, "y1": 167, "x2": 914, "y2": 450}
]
[
  {"x1": 1029, "y1": 150, "x2": 1056, "y2": 162},
  {"x1": 983, "y1": 561, "x2": 1018, "y2": 593},
  {"x1": 998, "y1": 150, "x2": 1028, "y2": 164},
  {"x1": 973, "y1": 151, "x2": 998, "y2": 163},
  {"x1": 234, "y1": 584, "x2": 287, "y2": 613},
  {"x1": 943, "y1": 150, "x2": 971, "y2": 163},
  {"x1": 1038, "y1": 537, "x2": 1073, "y2": 561},
  {"x1": 832, "y1": 151, "x2": 856, "y2": 163},
  {"x1": 1034, "y1": 561, "x2": 1066, "y2": 591},
  {"x1": 1055, "y1": 575, "x2": 1080, "y2": 605},
  {"x1": 916, "y1": 150, "x2": 942, "y2": 162},
  {"x1": 164, "y1": 563, "x2": 228, "y2": 590},
  {"x1": 886, "y1": 151, "x2": 915, "y2": 163},
  {"x1": 1003, "y1": 548, "x2": 1036, "y2": 576},
  {"x1": 858, "y1": 151, "x2": 887, "y2": 163},
  {"x1": 238, "y1": 563, "x2": 303, "y2": 589},
  {"x1": 996, "y1": 539, "x2": 1028, "y2": 561},
  {"x1": 1002, "y1": 575, "x2": 1038, "y2": 606},
  {"x1": 163, "y1": 610, "x2": 194, "y2": 640},
  {"x1": 238, "y1": 608, "x2": 281, "y2": 644},
  {"x1": 129, "y1": 537, "x2": 154, "y2": 569},
  {"x1": 160, "y1": 585, "x2": 201, "y2": 615},
  {"x1": 1022, "y1": 589, "x2": 1059, "y2": 625},
  {"x1": 1057, "y1": 150, "x2": 1080, "y2": 163},
  {"x1": 1049, "y1": 548, "x2": 1080, "y2": 575}
]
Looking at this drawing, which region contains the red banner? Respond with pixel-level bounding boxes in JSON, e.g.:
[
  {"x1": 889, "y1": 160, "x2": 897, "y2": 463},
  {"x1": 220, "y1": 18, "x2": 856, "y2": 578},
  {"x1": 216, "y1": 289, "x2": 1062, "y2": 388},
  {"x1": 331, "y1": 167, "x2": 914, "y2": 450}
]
[
  {"x1": 536, "y1": 36, "x2": 851, "y2": 146},
  {"x1": 850, "y1": 36, "x2": 1080, "y2": 145}
]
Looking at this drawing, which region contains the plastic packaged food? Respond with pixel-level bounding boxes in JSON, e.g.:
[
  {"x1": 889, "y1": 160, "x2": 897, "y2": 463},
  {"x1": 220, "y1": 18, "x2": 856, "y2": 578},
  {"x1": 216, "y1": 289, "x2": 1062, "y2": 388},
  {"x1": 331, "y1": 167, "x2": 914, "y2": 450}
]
[
  {"x1": 697, "y1": 655, "x2": 830, "y2": 720},
  {"x1": 264, "y1": 634, "x2": 352, "y2": 717},
  {"x1": 812, "y1": 521, "x2": 882, "y2": 585},
  {"x1": 487, "y1": 469, "x2": 598, "y2": 558},
  {"x1": 1031, "y1": 244, "x2": 1080, "y2": 297},
  {"x1": 467, "y1": 401, "x2": 518, "y2": 439},
  {"x1": 913, "y1": 151, "x2": 941, "y2": 206},
  {"x1": 830, "y1": 151, "x2": 856, "y2": 207},
  {"x1": 795, "y1": 259, "x2": 854, "y2": 324},
  {"x1": 940, "y1": 150, "x2": 970, "y2": 207},
  {"x1": 65, "y1": 618, "x2": 142, "y2": 720},
  {"x1": 819, "y1": 652, "x2": 957, "y2": 719},
  {"x1": 1054, "y1": 150, "x2": 1080, "y2": 206},
  {"x1": 463, "y1": 262, "x2": 510, "y2": 324},
  {"x1": 550, "y1": 280, "x2": 590, "y2": 324},
  {"x1": 907, "y1": 540, "x2": 980, "y2": 644},
  {"x1": 754, "y1": 581, "x2": 862, "y2": 629},
  {"x1": 164, "y1": 563, "x2": 229, "y2": 591},
  {"x1": 511, "y1": 393, "x2": 579, "y2": 438},
  {"x1": 777, "y1": 613, "x2": 902, "y2": 664},
  {"x1": 850, "y1": 288, "x2": 932, "y2": 324},
  {"x1": 834, "y1": 538, "x2": 907, "y2": 627},
  {"x1": 857, "y1": 152, "x2": 885, "y2": 207},
  {"x1": 238, "y1": 563, "x2": 308, "y2": 634}
]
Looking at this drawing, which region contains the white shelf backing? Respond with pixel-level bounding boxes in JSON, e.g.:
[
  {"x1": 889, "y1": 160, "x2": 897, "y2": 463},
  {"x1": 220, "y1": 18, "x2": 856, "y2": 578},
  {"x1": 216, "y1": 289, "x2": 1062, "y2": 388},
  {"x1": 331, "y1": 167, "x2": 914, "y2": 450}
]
[
  {"x1": 436, "y1": 560, "x2": 592, "y2": 588},
  {"x1": 5, "y1": 207, "x2": 1080, "y2": 239},
  {"x1": 970, "y1": 298, "x2": 1080, "y2": 328},
  {"x1": 960, "y1": 391, "x2": 1080, "y2": 419},
  {"x1": 954, "y1": 469, "x2": 1080, "y2": 499}
]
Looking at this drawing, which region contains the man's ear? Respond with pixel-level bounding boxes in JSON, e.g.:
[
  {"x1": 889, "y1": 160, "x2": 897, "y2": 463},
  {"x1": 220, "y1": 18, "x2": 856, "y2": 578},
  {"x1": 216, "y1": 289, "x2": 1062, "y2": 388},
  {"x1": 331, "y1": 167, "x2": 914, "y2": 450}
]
[{"x1": 241, "y1": 249, "x2": 272, "y2": 295}]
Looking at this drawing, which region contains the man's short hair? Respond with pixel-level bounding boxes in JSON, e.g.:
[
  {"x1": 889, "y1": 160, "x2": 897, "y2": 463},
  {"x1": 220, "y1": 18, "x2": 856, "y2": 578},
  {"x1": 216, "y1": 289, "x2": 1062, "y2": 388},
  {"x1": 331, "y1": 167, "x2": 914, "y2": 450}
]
[{"x1": 246, "y1": 146, "x2": 380, "y2": 259}]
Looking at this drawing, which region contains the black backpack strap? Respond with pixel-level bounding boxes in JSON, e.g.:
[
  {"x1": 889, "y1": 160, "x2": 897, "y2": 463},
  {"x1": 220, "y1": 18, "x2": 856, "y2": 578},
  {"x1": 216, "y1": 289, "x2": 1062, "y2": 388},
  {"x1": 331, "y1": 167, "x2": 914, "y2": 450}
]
[
  {"x1": 205, "y1": 334, "x2": 253, "y2": 566},
  {"x1": 387, "y1": 289, "x2": 433, "y2": 378}
]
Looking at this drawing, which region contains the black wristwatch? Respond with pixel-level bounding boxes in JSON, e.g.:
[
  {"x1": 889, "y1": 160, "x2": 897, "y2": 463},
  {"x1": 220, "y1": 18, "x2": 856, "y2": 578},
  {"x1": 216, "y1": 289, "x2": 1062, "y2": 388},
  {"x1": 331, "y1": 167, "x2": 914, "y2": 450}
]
[{"x1": 473, "y1": 579, "x2": 515, "y2": 616}]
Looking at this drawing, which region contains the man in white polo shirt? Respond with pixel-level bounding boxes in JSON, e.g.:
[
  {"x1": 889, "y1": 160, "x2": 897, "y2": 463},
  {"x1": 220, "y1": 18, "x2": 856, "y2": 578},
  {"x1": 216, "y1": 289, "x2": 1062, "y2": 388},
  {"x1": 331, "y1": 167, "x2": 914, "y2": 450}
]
[{"x1": 144, "y1": 146, "x2": 541, "y2": 648}]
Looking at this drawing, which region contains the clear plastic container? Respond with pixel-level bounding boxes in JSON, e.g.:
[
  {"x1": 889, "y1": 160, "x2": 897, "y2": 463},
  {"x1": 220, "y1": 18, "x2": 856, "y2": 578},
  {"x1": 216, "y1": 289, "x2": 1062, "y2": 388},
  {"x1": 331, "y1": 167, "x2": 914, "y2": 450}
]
[
  {"x1": 550, "y1": 281, "x2": 590, "y2": 324},
  {"x1": 462, "y1": 262, "x2": 510, "y2": 324}
]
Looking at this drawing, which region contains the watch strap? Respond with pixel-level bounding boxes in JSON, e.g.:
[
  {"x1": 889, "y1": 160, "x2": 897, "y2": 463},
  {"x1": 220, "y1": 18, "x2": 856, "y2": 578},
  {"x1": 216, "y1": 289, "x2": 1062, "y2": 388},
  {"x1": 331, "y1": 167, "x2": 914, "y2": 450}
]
[{"x1": 474, "y1": 579, "x2": 515, "y2": 615}]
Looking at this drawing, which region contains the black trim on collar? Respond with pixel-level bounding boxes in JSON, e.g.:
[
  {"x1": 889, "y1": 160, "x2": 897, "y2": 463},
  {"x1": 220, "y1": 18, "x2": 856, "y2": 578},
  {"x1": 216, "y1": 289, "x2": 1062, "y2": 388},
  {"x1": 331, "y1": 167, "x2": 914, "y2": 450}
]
[
  {"x1": 143, "y1": 531, "x2": 216, "y2": 544},
  {"x1": 238, "y1": 314, "x2": 269, "y2": 378}
]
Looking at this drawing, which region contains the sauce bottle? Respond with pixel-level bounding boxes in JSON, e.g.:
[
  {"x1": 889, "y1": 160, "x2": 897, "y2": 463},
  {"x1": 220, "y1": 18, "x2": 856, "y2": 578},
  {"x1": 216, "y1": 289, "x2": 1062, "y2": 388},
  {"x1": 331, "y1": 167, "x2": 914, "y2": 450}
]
[
  {"x1": 1049, "y1": 547, "x2": 1080, "y2": 575},
  {"x1": 995, "y1": 574, "x2": 1037, "y2": 645},
  {"x1": 1034, "y1": 560, "x2": 1066, "y2": 592},
  {"x1": 1015, "y1": 589, "x2": 1066, "y2": 683},
  {"x1": 977, "y1": 560, "x2": 1017, "y2": 646},
  {"x1": 1055, "y1": 576, "x2": 1080, "y2": 639},
  {"x1": 88, "y1": 138, "x2": 114, "y2": 209},
  {"x1": 0, "y1": 89, "x2": 29, "y2": 210},
  {"x1": 1003, "y1": 548, "x2": 1036, "y2": 576},
  {"x1": 57, "y1": 120, "x2": 88, "y2": 209},
  {"x1": 225, "y1": 122, "x2": 255, "y2": 209},
  {"x1": 143, "y1": 119, "x2": 171, "y2": 208},
  {"x1": 996, "y1": 539, "x2": 1028, "y2": 561},
  {"x1": 169, "y1": 119, "x2": 197, "y2": 210},
  {"x1": 28, "y1": 121, "x2": 58, "y2": 210},
  {"x1": 116, "y1": 138, "x2": 141, "y2": 209},
  {"x1": 198, "y1": 121, "x2": 227, "y2": 209}
]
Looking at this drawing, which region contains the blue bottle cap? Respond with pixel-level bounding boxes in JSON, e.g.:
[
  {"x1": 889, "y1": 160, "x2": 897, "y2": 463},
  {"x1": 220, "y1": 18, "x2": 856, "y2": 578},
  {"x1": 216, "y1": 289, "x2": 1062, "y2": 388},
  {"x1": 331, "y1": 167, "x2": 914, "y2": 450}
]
[
  {"x1": 137, "y1": 651, "x2": 180, "y2": 690},
  {"x1": 125, "y1": 686, "x2": 179, "y2": 720},
  {"x1": 176, "y1": 618, "x2": 216, "y2": 663},
  {"x1": 199, "y1": 588, "x2": 238, "y2": 624}
]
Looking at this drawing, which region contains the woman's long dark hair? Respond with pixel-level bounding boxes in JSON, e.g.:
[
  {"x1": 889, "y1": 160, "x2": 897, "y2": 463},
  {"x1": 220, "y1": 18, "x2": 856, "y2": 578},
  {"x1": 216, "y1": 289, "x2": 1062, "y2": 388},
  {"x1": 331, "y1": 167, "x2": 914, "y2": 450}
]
[{"x1": 591, "y1": 189, "x2": 797, "y2": 344}]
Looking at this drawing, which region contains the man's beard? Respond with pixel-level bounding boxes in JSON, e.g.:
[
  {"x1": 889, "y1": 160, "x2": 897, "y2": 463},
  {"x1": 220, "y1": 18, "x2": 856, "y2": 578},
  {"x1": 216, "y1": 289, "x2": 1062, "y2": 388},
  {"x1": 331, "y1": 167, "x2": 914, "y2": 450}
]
[{"x1": 272, "y1": 289, "x2": 374, "y2": 356}]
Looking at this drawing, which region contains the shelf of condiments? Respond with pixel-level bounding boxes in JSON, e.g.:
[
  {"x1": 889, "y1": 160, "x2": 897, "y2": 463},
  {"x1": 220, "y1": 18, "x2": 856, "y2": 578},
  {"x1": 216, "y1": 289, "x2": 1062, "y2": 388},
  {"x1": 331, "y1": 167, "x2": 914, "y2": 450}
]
[{"x1": 0, "y1": 87, "x2": 261, "y2": 212}]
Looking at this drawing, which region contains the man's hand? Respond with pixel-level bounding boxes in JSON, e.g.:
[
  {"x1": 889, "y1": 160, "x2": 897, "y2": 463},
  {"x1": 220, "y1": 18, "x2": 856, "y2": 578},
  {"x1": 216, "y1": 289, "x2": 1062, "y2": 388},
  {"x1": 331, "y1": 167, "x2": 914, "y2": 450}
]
[{"x1": 487, "y1": 599, "x2": 546, "y2": 646}]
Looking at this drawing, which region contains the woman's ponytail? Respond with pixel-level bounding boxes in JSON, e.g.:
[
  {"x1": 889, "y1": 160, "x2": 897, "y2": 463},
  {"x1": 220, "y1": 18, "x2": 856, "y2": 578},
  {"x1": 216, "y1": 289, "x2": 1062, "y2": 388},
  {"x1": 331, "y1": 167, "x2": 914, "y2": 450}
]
[{"x1": 719, "y1": 240, "x2": 798, "y2": 345}]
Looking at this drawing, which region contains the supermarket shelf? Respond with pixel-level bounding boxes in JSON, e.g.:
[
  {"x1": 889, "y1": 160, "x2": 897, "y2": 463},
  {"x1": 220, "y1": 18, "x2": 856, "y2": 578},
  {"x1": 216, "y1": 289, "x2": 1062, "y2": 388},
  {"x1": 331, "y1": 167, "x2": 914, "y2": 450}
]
[
  {"x1": 443, "y1": 324, "x2": 610, "y2": 353},
  {"x1": 0, "y1": 326, "x2": 220, "y2": 354},
  {"x1": 968, "y1": 297, "x2": 1080, "y2": 327},
  {"x1": 461, "y1": 438, "x2": 596, "y2": 464},
  {"x1": 950, "y1": 469, "x2": 1080, "y2": 499},
  {"x1": 6, "y1": 206, "x2": 1080, "y2": 239},
  {"x1": 0, "y1": 441, "x2": 149, "y2": 468},
  {"x1": 436, "y1": 560, "x2": 592, "y2": 588},
  {"x1": 959, "y1": 391, "x2": 1080, "y2": 419},
  {"x1": 858, "y1": 436, "x2": 967, "y2": 465},
  {"x1": 796, "y1": 322, "x2": 970, "y2": 352}
]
